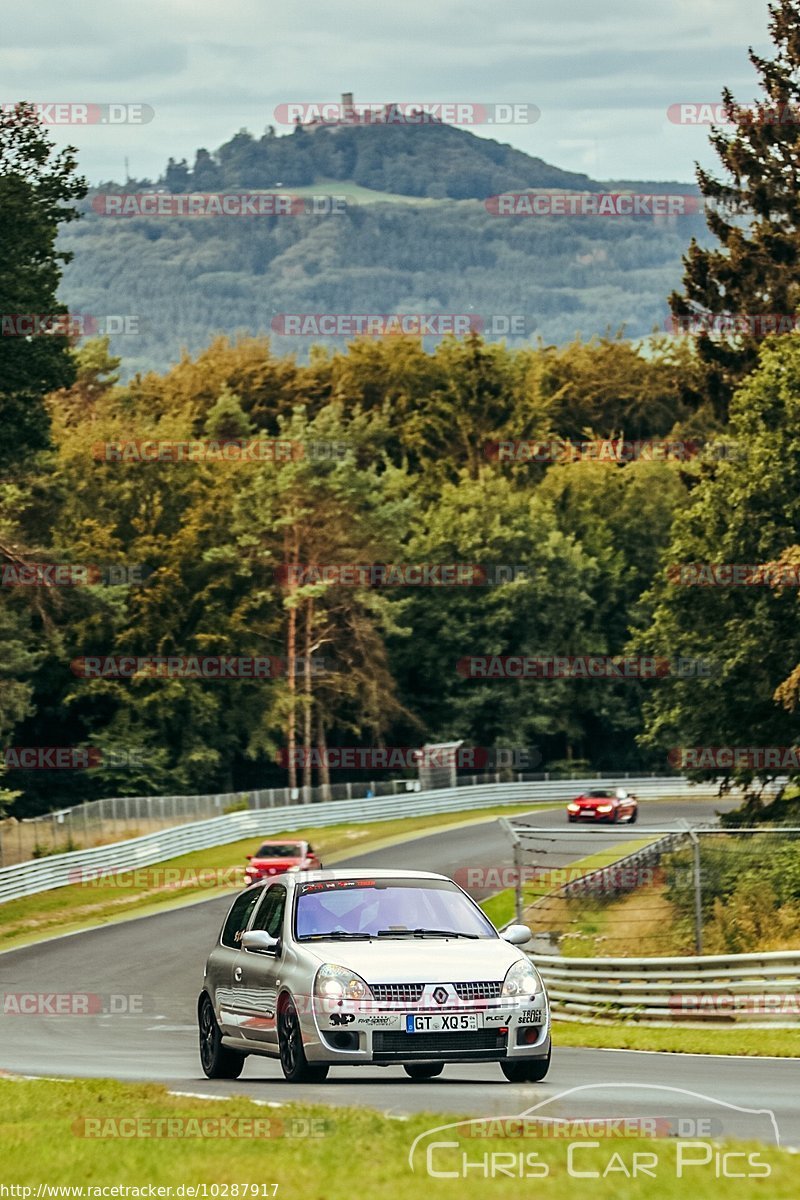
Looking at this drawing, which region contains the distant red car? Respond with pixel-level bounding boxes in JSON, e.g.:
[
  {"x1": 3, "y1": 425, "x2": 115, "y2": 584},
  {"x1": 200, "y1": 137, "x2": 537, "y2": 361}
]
[
  {"x1": 244, "y1": 839, "x2": 322, "y2": 883},
  {"x1": 566, "y1": 788, "x2": 638, "y2": 824}
]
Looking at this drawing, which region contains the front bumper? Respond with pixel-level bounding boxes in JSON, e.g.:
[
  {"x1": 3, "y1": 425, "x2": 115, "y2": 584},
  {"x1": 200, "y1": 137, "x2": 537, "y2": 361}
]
[
  {"x1": 568, "y1": 808, "x2": 615, "y2": 821},
  {"x1": 244, "y1": 867, "x2": 292, "y2": 882},
  {"x1": 302, "y1": 992, "x2": 551, "y2": 1064}
]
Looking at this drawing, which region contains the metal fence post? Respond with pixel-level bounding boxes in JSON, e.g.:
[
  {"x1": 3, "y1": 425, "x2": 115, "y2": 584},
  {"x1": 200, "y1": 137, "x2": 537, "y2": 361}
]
[
  {"x1": 689, "y1": 830, "x2": 703, "y2": 955},
  {"x1": 499, "y1": 818, "x2": 524, "y2": 926}
]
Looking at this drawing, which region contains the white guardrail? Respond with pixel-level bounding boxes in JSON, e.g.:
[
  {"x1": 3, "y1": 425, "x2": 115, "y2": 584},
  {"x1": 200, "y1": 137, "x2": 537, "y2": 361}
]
[
  {"x1": 530, "y1": 950, "x2": 800, "y2": 1028},
  {"x1": 0, "y1": 775, "x2": 713, "y2": 905}
]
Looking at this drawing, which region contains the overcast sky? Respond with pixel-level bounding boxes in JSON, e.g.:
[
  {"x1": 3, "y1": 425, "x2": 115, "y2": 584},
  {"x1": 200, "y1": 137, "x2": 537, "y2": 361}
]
[{"x1": 1, "y1": 0, "x2": 777, "y2": 184}]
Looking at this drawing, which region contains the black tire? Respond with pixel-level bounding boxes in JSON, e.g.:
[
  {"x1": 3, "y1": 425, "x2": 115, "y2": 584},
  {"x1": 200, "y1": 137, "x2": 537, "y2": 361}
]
[
  {"x1": 199, "y1": 994, "x2": 246, "y2": 1079},
  {"x1": 278, "y1": 998, "x2": 330, "y2": 1083},
  {"x1": 500, "y1": 1046, "x2": 551, "y2": 1082},
  {"x1": 610, "y1": 808, "x2": 620, "y2": 823},
  {"x1": 403, "y1": 1062, "x2": 445, "y2": 1080}
]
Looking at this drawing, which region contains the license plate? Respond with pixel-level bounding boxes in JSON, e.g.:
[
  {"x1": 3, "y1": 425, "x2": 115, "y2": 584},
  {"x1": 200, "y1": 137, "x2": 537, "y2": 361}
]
[{"x1": 405, "y1": 1013, "x2": 479, "y2": 1033}]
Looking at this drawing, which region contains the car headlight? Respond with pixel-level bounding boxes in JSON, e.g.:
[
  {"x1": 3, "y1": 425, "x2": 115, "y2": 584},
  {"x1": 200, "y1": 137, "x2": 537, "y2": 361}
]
[
  {"x1": 501, "y1": 959, "x2": 542, "y2": 998},
  {"x1": 314, "y1": 963, "x2": 374, "y2": 1002},
  {"x1": 567, "y1": 803, "x2": 579, "y2": 812},
  {"x1": 596, "y1": 804, "x2": 613, "y2": 813}
]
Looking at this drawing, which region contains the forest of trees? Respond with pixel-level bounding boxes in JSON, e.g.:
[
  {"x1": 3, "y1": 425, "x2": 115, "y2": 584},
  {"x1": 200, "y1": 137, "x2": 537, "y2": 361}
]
[
  {"x1": 59, "y1": 193, "x2": 707, "y2": 379},
  {"x1": 143, "y1": 120, "x2": 602, "y2": 201},
  {"x1": 2, "y1": 323, "x2": 798, "y2": 817}
]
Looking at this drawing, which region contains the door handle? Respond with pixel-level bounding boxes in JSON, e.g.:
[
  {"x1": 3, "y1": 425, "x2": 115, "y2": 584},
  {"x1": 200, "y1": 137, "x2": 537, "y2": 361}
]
[{"x1": 234, "y1": 967, "x2": 243, "y2": 982}]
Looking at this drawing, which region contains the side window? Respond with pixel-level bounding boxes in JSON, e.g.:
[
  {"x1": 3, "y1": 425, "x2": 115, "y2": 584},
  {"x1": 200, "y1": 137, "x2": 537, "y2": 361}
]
[
  {"x1": 220, "y1": 886, "x2": 265, "y2": 948},
  {"x1": 306, "y1": 844, "x2": 314, "y2": 855},
  {"x1": 251, "y1": 884, "x2": 287, "y2": 937}
]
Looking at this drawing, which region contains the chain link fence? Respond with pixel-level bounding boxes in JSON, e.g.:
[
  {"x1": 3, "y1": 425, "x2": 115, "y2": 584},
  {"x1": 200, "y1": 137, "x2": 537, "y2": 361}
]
[
  {"x1": 0, "y1": 769, "x2": 678, "y2": 867},
  {"x1": 501, "y1": 813, "x2": 799, "y2": 960}
]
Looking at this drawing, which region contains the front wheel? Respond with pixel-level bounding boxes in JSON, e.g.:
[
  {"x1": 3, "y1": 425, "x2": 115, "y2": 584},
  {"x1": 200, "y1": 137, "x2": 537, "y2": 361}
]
[
  {"x1": 500, "y1": 1047, "x2": 551, "y2": 1083},
  {"x1": 403, "y1": 1062, "x2": 444, "y2": 1080},
  {"x1": 629, "y1": 807, "x2": 638, "y2": 823},
  {"x1": 278, "y1": 999, "x2": 329, "y2": 1083},
  {"x1": 199, "y1": 994, "x2": 246, "y2": 1079}
]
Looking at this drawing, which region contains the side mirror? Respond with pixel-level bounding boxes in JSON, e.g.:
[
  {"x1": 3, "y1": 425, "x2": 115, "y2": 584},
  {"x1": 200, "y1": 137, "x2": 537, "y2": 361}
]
[
  {"x1": 245, "y1": 855, "x2": 253, "y2": 860},
  {"x1": 502, "y1": 924, "x2": 533, "y2": 946},
  {"x1": 241, "y1": 930, "x2": 279, "y2": 953}
]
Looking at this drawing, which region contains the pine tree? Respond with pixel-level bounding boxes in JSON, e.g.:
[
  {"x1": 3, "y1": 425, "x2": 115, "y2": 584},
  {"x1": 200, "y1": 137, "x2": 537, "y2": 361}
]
[
  {"x1": 0, "y1": 103, "x2": 86, "y2": 467},
  {"x1": 669, "y1": 0, "x2": 800, "y2": 418}
]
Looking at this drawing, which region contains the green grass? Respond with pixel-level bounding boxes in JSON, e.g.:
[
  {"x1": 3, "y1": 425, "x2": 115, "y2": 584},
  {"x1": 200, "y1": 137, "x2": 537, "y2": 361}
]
[
  {"x1": 0, "y1": 802, "x2": 554, "y2": 952},
  {"x1": 479, "y1": 837, "x2": 657, "y2": 928},
  {"x1": 275, "y1": 179, "x2": 452, "y2": 205},
  {"x1": 0, "y1": 1077, "x2": 794, "y2": 1198},
  {"x1": 553, "y1": 1020, "x2": 800, "y2": 1057}
]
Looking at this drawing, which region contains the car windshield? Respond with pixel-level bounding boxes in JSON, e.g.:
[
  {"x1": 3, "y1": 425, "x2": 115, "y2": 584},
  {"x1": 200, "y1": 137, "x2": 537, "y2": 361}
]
[
  {"x1": 587, "y1": 790, "x2": 612, "y2": 798},
  {"x1": 255, "y1": 843, "x2": 303, "y2": 858},
  {"x1": 294, "y1": 878, "x2": 497, "y2": 940}
]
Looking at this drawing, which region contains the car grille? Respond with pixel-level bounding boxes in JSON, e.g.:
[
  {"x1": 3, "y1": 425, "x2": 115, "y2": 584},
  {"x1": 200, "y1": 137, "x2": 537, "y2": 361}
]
[
  {"x1": 369, "y1": 983, "x2": 425, "y2": 1004},
  {"x1": 368, "y1": 982, "x2": 503, "y2": 1004},
  {"x1": 373, "y1": 1030, "x2": 507, "y2": 1057},
  {"x1": 453, "y1": 981, "x2": 502, "y2": 1001}
]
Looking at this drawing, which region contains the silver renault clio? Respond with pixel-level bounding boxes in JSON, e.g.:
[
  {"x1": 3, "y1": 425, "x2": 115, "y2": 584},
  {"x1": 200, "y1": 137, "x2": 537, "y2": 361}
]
[{"x1": 198, "y1": 869, "x2": 551, "y2": 1083}]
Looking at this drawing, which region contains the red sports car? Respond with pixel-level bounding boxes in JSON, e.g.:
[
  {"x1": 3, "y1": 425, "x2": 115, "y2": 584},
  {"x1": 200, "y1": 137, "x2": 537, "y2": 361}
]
[
  {"x1": 244, "y1": 839, "x2": 323, "y2": 882},
  {"x1": 566, "y1": 788, "x2": 638, "y2": 824}
]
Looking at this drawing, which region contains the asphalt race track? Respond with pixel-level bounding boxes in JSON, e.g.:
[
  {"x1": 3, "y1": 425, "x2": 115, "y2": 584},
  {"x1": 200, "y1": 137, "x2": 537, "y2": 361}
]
[{"x1": 2, "y1": 797, "x2": 797, "y2": 1146}]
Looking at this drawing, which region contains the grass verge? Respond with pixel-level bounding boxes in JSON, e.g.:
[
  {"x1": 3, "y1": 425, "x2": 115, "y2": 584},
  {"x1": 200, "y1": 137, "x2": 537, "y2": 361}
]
[
  {"x1": 0, "y1": 802, "x2": 553, "y2": 952},
  {"x1": 552, "y1": 1020, "x2": 800, "y2": 1057},
  {"x1": 0, "y1": 1077, "x2": 794, "y2": 1198},
  {"x1": 278, "y1": 179, "x2": 451, "y2": 205}
]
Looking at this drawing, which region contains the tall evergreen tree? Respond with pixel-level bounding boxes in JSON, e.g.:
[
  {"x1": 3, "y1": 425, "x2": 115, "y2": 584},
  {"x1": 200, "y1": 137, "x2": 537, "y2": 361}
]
[
  {"x1": 670, "y1": 0, "x2": 800, "y2": 418},
  {"x1": 0, "y1": 103, "x2": 86, "y2": 468}
]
